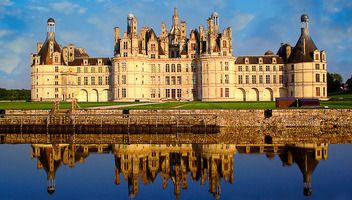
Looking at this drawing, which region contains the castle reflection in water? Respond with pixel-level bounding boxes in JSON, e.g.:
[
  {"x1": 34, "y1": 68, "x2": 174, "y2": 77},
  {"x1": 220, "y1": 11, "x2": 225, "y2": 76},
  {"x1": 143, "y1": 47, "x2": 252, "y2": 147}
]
[{"x1": 29, "y1": 141, "x2": 328, "y2": 199}]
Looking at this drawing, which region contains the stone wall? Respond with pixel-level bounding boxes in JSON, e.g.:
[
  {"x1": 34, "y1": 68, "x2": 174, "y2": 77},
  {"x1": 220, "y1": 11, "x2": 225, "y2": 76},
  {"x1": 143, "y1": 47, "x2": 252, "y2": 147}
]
[{"x1": 2, "y1": 109, "x2": 352, "y2": 127}]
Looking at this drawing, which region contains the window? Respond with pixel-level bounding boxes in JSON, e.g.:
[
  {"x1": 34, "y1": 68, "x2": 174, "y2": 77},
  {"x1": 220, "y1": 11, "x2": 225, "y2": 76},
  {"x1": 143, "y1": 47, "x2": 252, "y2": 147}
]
[
  {"x1": 122, "y1": 75, "x2": 126, "y2": 84},
  {"x1": 220, "y1": 88, "x2": 223, "y2": 97},
  {"x1": 291, "y1": 74, "x2": 295, "y2": 82},
  {"x1": 225, "y1": 88, "x2": 229, "y2": 97},
  {"x1": 77, "y1": 67, "x2": 81, "y2": 73},
  {"x1": 151, "y1": 89, "x2": 156, "y2": 98},
  {"x1": 98, "y1": 67, "x2": 102, "y2": 73},
  {"x1": 273, "y1": 66, "x2": 276, "y2": 71},
  {"x1": 323, "y1": 87, "x2": 326, "y2": 96},
  {"x1": 259, "y1": 75, "x2": 263, "y2": 84},
  {"x1": 151, "y1": 64, "x2": 155, "y2": 72},
  {"x1": 171, "y1": 76, "x2": 176, "y2": 85},
  {"x1": 191, "y1": 43, "x2": 195, "y2": 50},
  {"x1": 122, "y1": 63, "x2": 126, "y2": 71},
  {"x1": 123, "y1": 52, "x2": 128, "y2": 57},
  {"x1": 252, "y1": 75, "x2": 256, "y2": 84},
  {"x1": 316, "y1": 87, "x2": 320, "y2": 96},
  {"x1": 105, "y1": 76, "x2": 110, "y2": 85},
  {"x1": 245, "y1": 66, "x2": 249, "y2": 71},
  {"x1": 84, "y1": 67, "x2": 88, "y2": 73},
  {"x1": 122, "y1": 88, "x2": 126, "y2": 98},
  {"x1": 98, "y1": 76, "x2": 103, "y2": 85},
  {"x1": 252, "y1": 66, "x2": 256, "y2": 71},
  {"x1": 55, "y1": 88, "x2": 58, "y2": 92},
  {"x1": 171, "y1": 64, "x2": 176, "y2": 72},
  {"x1": 279, "y1": 75, "x2": 283, "y2": 84},
  {"x1": 165, "y1": 76, "x2": 170, "y2": 85},
  {"x1": 323, "y1": 74, "x2": 326, "y2": 82},
  {"x1": 84, "y1": 77, "x2": 88, "y2": 85},
  {"x1": 151, "y1": 76, "x2": 155, "y2": 85},
  {"x1": 177, "y1": 89, "x2": 182, "y2": 98},
  {"x1": 223, "y1": 41, "x2": 227, "y2": 48},
  {"x1": 225, "y1": 75, "x2": 229, "y2": 84},
  {"x1": 266, "y1": 75, "x2": 270, "y2": 84},
  {"x1": 77, "y1": 77, "x2": 81, "y2": 85},
  {"x1": 223, "y1": 51, "x2": 227, "y2": 56},
  {"x1": 323, "y1": 64, "x2": 325, "y2": 70},
  {"x1": 91, "y1": 67, "x2": 95, "y2": 73},
  {"x1": 151, "y1": 44, "x2": 156, "y2": 51},
  {"x1": 238, "y1": 66, "x2": 242, "y2": 71},
  {"x1": 266, "y1": 66, "x2": 270, "y2": 71},
  {"x1": 291, "y1": 65, "x2": 294, "y2": 70},
  {"x1": 273, "y1": 75, "x2": 277, "y2": 83},
  {"x1": 166, "y1": 89, "x2": 170, "y2": 98},
  {"x1": 177, "y1": 64, "x2": 181, "y2": 72},
  {"x1": 55, "y1": 66, "x2": 58, "y2": 72},
  {"x1": 238, "y1": 75, "x2": 243, "y2": 84},
  {"x1": 191, "y1": 54, "x2": 195, "y2": 58},
  {"x1": 279, "y1": 65, "x2": 283, "y2": 71},
  {"x1": 91, "y1": 77, "x2": 95, "y2": 85},
  {"x1": 151, "y1": 54, "x2": 155, "y2": 59},
  {"x1": 220, "y1": 74, "x2": 223, "y2": 84},
  {"x1": 246, "y1": 75, "x2": 249, "y2": 84},
  {"x1": 177, "y1": 76, "x2": 181, "y2": 85},
  {"x1": 315, "y1": 64, "x2": 320, "y2": 70},
  {"x1": 225, "y1": 62, "x2": 229, "y2": 70},
  {"x1": 55, "y1": 57, "x2": 58, "y2": 63},
  {"x1": 123, "y1": 42, "x2": 128, "y2": 49},
  {"x1": 165, "y1": 64, "x2": 170, "y2": 72},
  {"x1": 186, "y1": 64, "x2": 189, "y2": 72},
  {"x1": 192, "y1": 75, "x2": 196, "y2": 84},
  {"x1": 259, "y1": 66, "x2": 263, "y2": 71},
  {"x1": 191, "y1": 64, "x2": 196, "y2": 72},
  {"x1": 316, "y1": 74, "x2": 320, "y2": 82},
  {"x1": 55, "y1": 75, "x2": 58, "y2": 79},
  {"x1": 315, "y1": 54, "x2": 319, "y2": 60}
]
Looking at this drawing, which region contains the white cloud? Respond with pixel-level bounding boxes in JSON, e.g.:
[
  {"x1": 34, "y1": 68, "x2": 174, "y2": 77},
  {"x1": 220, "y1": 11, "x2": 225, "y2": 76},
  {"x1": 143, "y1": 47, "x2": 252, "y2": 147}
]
[
  {"x1": 25, "y1": 5, "x2": 49, "y2": 12},
  {"x1": 0, "y1": 54, "x2": 20, "y2": 74},
  {"x1": 322, "y1": 0, "x2": 352, "y2": 13},
  {"x1": 230, "y1": 10, "x2": 255, "y2": 31},
  {"x1": 5, "y1": 37, "x2": 32, "y2": 54},
  {"x1": 0, "y1": 29, "x2": 13, "y2": 37},
  {"x1": 0, "y1": 0, "x2": 13, "y2": 6},
  {"x1": 50, "y1": 0, "x2": 86, "y2": 15}
]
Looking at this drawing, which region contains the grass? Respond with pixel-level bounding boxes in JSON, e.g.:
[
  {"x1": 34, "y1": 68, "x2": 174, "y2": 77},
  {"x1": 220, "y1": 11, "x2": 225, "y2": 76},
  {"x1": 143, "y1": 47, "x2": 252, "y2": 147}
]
[
  {"x1": 123, "y1": 101, "x2": 277, "y2": 109},
  {"x1": 0, "y1": 102, "x2": 140, "y2": 110},
  {"x1": 0, "y1": 100, "x2": 351, "y2": 110},
  {"x1": 328, "y1": 91, "x2": 352, "y2": 99}
]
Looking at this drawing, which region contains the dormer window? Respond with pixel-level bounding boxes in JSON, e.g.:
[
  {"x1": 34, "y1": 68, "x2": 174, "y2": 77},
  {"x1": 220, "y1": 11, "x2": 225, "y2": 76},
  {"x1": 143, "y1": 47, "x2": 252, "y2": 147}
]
[
  {"x1": 258, "y1": 58, "x2": 263, "y2": 64},
  {"x1": 83, "y1": 59, "x2": 88, "y2": 65},
  {"x1": 272, "y1": 58, "x2": 276, "y2": 63},
  {"x1": 245, "y1": 58, "x2": 249, "y2": 64},
  {"x1": 98, "y1": 59, "x2": 102, "y2": 65}
]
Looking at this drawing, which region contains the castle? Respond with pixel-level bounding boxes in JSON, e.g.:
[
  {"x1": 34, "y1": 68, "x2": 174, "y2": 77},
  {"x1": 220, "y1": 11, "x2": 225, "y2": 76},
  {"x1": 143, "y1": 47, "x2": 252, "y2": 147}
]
[{"x1": 31, "y1": 7, "x2": 327, "y2": 102}]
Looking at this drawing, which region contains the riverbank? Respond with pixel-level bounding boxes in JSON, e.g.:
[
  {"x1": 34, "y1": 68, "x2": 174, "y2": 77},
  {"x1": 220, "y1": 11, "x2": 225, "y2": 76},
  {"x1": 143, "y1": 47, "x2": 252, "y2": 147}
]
[{"x1": 1, "y1": 108, "x2": 351, "y2": 127}]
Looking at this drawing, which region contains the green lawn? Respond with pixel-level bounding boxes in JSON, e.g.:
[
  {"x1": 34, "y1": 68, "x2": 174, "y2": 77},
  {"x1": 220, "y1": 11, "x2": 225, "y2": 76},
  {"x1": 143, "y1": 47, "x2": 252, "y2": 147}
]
[
  {"x1": 0, "y1": 102, "x2": 139, "y2": 110},
  {"x1": 1, "y1": 100, "x2": 351, "y2": 110},
  {"x1": 123, "y1": 101, "x2": 277, "y2": 109},
  {"x1": 328, "y1": 92, "x2": 352, "y2": 98}
]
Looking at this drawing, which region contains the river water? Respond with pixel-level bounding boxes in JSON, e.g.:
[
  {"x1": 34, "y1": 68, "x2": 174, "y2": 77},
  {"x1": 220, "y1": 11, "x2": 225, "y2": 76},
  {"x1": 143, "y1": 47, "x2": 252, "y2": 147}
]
[{"x1": 0, "y1": 127, "x2": 351, "y2": 200}]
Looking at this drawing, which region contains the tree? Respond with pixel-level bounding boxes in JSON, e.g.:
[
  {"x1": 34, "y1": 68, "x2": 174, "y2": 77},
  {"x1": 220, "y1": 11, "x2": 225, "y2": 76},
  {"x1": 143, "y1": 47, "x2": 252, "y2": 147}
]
[
  {"x1": 346, "y1": 76, "x2": 352, "y2": 91},
  {"x1": 327, "y1": 73, "x2": 343, "y2": 93}
]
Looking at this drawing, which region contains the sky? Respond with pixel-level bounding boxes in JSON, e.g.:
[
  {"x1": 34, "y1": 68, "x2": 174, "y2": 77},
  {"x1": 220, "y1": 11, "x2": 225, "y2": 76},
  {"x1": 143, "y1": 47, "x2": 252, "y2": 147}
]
[{"x1": 0, "y1": 0, "x2": 352, "y2": 89}]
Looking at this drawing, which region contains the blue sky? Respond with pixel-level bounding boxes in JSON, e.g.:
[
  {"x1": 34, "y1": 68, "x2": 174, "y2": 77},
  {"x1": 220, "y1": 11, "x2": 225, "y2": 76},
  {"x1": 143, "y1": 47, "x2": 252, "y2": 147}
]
[{"x1": 0, "y1": 0, "x2": 351, "y2": 89}]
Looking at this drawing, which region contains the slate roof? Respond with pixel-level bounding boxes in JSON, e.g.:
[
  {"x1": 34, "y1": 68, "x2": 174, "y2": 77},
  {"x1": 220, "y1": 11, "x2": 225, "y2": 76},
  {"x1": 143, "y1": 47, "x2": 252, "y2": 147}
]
[
  {"x1": 235, "y1": 56, "x2": 285, "y2": 64},
  {"x1": 287, "y1": 30, "x2": 318, "y2": 63},
  {"x1": 68, "y1": 57, "x2": 111, "y2": 66}
]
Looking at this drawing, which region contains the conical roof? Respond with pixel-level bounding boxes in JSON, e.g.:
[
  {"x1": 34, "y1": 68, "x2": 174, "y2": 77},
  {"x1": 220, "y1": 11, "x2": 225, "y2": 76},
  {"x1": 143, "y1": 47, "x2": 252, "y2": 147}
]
[{"x1": 287, "y1": 29, "x2": 318, "y2": 63}]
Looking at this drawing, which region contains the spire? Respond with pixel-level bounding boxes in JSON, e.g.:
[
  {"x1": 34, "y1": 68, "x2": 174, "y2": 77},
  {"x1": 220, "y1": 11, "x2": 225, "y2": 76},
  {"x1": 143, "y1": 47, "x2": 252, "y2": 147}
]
[{"x1": 172, "y1": 5, "x2": 179, "y2": 28}]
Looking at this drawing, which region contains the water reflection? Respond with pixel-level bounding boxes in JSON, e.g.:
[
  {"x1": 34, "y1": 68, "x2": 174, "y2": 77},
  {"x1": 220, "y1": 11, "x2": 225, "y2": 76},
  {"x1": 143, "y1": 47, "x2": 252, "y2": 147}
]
[{"x1": 28, "y1": 140, "x2": 328, "y2": 199}]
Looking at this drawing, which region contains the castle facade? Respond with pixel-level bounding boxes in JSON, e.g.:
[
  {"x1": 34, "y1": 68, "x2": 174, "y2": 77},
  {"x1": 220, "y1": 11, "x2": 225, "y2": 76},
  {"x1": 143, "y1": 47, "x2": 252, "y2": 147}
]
[{"x1": 31, "y1": 7, "x2": 327, "y2": 102}]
